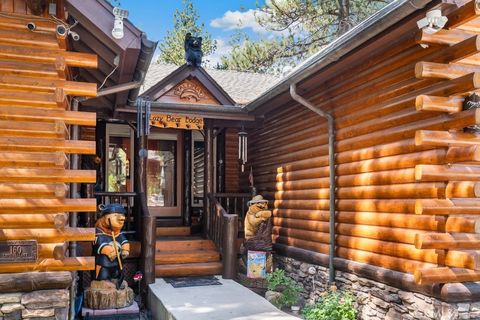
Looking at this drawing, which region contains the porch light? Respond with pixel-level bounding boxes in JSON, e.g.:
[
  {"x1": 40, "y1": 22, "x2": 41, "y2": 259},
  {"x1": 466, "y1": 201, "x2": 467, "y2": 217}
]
[
  {"x1": 417, "y1": 9, "x2": 448, "y2": 35},
  {"x1": 112, "y1": 7, "x2": 129, "y2": 40},
  {"x1": 238, "y1": 129, "x2": 248, "y2": 172}
]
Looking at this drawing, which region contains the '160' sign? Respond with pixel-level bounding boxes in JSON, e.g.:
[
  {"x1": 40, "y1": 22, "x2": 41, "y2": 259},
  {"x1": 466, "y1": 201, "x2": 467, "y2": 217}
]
[{"x1": 0, "y1": 240, "x2": 37, "y2": 263}]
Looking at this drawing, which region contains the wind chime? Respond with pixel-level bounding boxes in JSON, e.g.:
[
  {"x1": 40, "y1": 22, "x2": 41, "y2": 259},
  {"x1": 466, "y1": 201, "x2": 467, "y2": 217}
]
[{"x1": 238, "y1": 127, "x2": 248, "y2": 172}]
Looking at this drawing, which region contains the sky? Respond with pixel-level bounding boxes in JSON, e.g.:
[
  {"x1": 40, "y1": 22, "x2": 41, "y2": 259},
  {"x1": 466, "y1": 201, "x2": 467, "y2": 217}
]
[{"x1": 114, "y1": 0, "x2": 270, "y2": 65}]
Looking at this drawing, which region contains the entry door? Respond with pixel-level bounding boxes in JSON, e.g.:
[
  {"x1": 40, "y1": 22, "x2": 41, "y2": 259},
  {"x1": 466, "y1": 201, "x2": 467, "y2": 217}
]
[{"x1": 147, "y1": 131, "x2": 183, "y2": 216}]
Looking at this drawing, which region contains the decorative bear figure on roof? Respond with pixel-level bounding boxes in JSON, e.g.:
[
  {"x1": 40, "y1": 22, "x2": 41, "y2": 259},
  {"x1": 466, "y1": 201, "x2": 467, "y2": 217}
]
[{"x1": 184, "y1": 32, "x2": 203, "y2": 67}]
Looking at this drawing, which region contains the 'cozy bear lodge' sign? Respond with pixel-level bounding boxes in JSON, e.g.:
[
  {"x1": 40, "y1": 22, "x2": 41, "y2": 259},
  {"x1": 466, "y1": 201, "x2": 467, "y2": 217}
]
[{"x1": 150, "y1": 113, "x2": 204, "y2": 130}]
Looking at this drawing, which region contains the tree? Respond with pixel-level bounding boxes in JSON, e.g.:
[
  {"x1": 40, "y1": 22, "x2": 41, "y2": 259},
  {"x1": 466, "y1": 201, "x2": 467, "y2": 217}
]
[
  {"x1": 220, "y1": 0, "x2": 392, "y2": 73},
  {"x1": 158, "y1": 0, "x2": 216, "y2": 65}
]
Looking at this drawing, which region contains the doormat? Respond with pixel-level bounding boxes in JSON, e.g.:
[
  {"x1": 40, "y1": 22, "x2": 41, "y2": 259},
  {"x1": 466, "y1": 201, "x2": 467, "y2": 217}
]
[{"x1": 164, "y1": 276, "x2": 222, "y2": 288}]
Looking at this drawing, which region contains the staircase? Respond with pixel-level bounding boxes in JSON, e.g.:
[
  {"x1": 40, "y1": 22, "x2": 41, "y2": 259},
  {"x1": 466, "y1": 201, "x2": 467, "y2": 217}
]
[{"x1": 155, "y1": 226, "x2": 223, "y2": 277}]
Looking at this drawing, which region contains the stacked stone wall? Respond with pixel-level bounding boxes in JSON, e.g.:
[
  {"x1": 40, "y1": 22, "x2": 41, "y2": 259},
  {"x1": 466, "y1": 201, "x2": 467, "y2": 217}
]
[
  {"x1": 0, "y1": 290, "x2": 68, "y2": 320},
  {"x1": 275, "y1": 256, "x2": 480, "y2": 320}
]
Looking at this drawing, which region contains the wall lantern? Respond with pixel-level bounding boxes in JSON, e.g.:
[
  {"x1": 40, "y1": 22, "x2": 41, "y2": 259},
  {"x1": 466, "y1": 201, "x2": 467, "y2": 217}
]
[{"x1": 112, "y1": 7, "x2": 129, "y2": 40}]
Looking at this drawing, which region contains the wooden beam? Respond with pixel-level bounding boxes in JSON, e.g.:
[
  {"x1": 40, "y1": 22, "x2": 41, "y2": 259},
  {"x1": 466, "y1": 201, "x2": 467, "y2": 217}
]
[
  {"x1": 416, "y1": 61, "x2": 480, "y2": 80},
  {"x1": 0, "y1": 271, "x2": 72, "y2": 293},
  {"x1": 415, "y1": 95, "x2": 463, "y2": 113},
  {"x1": 446, "y1": 181, "x2": 478, "y2": 198},
  {"x1": 414, "y1": 199, "x2": 480, "y2": 215},
  {"x1": 0, "y1": 106, "x2": 96, "y2": 126},
  {"x1": 446, "y1": 145, "x2": 480, "y2": 162},
  {"x1": 414, "y1": 267, "x2": 480, "y2": 285},
  {"x1": 416, "y1": 164, "x2": 480, "y2": 182},
  {"x1": 446, "y1": 0, "x2": 480, "y2": 29},
  {"x1": 416, "y1": 130, "x2": 480, "y2": 147},
  {"x1": 0, "y1": 137, "x2": 95, "y2": 154},
  {"x1": 0, "y1": 183, "x2": 66, "y2": 198},
  {"x1": 275, "y1": 199, "x2": 416, "y2": 213},
  {"x1": 0, "y1": 228, "x2": 94, "y2": 243},
  {"x1": 445, "y1": 250, "x2": 480, "y2": 270},
  {"x1": 38, "y1": 243, "x2": 68, "y2": 260},
  {"x1": 415, "y1": 28, "x2": 475, "y2": 46},
  {"x1": 0, "y1": 198, "x2": 96, "y2": 213},
  {"x1": 0, "y1": 257, "x2": 94, "y2": 273},
  {"x1": 0, "y1": 214, "x2": 67, "y2": 229},
  {"x1": 415, "y1": 233, "x2": 480, "y2": 250},
  {"x1": 0, "y1": 151, "x2": 66, "y2": 168},
  {"x1": 0, "y1": 120, "x2": 65, "y2": 139},
  {"x1": 446, "y1": 216, "x2": 480, "y2": 233},
  {"x1": 0, "y1": 168, "x2": 95, "y2": 183}
]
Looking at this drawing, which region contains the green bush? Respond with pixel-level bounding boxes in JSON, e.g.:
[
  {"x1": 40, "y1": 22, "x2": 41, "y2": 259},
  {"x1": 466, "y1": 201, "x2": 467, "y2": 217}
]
[
  {"x1": 302, "y1": 291, "x2": 356, "y2": 320},
  {"x1": 266, "y1": 269, "x2": 303, "y2": 309}
]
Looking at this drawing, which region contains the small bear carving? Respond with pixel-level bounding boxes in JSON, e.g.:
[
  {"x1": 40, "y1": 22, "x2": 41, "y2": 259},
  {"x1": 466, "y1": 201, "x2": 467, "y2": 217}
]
[{"x1": 184, "y1": 32, "x2": 203, "y2": 67}]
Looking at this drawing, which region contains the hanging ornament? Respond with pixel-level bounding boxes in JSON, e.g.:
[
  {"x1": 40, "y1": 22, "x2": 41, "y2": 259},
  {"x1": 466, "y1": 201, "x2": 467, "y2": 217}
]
[{"x1": 238, "y1": 128, "x2": 248, "y2": 172}]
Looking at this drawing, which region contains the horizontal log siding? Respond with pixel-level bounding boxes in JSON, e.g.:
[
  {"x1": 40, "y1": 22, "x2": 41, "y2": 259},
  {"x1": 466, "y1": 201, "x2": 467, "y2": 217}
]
[{"x1": 245, "y1": 1, "x2": 480, "y2": 279}]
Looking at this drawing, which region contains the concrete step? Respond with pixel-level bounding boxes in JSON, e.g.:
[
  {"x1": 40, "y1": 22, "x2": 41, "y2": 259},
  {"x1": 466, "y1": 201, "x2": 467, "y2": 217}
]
[
  {"x1": 155, "y1": 262, "x2": 222, "y2": 277},
  {"x1": 155, "y1": 250, "x2": 220, "y2": 265}
]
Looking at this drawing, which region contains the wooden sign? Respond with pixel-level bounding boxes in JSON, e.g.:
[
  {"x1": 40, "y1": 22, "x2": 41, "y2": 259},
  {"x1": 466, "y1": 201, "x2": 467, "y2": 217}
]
[
  {"x1": 150, "y1": 114, "x2": 204, "y2": 130},
  {"x1": 0, "y1": 240, "x2": 38, "y2": 263}
]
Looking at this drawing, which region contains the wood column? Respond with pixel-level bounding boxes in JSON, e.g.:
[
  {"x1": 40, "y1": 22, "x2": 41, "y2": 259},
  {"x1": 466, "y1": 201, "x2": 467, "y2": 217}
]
[
  {"x1": 203, "y1": 120, "x2": 214, "y2": 238},
  {"x1": 183, "y1": 130, "x2": 192, "y2": 226}
]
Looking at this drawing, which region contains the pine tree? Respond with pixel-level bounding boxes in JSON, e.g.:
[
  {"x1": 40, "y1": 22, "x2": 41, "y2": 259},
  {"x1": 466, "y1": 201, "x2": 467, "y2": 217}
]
[
  {"x1": 158, "y1": 0, "x2": 216, "y2": 66},
  {"x1": 220, "y1": 0, "x2": 392, "y2": 73}
]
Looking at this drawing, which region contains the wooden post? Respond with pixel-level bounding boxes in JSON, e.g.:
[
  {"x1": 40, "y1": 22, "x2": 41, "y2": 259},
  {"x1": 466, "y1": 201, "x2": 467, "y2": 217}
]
[
  {"x1": 203, "y1": 120, "x2": 214, "y2": 238},
  {"x1": 183, "y1": 131, "x2": 192, "y2": 226},
  {"x1": 222, "y1": 213, "x2": 238, "y2": 279}
]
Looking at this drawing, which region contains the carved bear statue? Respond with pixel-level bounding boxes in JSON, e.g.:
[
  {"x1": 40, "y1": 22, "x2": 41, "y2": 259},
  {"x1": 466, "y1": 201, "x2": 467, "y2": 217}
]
[{"x1": 184, "y1": 32, "x2": 203, "y2": 67}]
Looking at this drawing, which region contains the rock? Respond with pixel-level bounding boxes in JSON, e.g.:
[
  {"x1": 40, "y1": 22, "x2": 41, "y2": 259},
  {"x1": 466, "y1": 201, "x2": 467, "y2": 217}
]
[
  {"x1": 22, "y1": 309, "x2": 55, "y2": 318},
  {"x1": 457, "y1": 303, "x2": 470, "y2": 313},
  {"x1": 398, "y1": 291, "x2": 415, "y2": 304},
  {"x1": 472, "y1": 302, "x2": 480, "y2": 312},
  {"x1": 307, "y1": 267, "x2": 316, "y2": 275},
  {"x1": 54, "y1": 308, "x2": 68, "y2": 320},
  {"x1": 84, "y1": 280, "x2": 134, "y2": 310},
  {"x1": 1, "y1": 304, "x2": 23, "y2": 314},
  {"x1": 0, "y1": 294, "x2": 22, "y2": 304},
  {"x1": 265, "y1": 290, "x2": 281, "y2": 303},
  {"x1": 21, "y1": 290, "x2": 69, "y2": 309},
  {"x1": 3, "y1": 310, "x2": 21, "y2": 320}
]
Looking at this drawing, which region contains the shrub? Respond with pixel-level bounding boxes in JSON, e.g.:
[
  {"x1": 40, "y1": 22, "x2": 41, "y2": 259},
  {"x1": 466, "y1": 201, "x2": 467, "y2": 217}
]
[
  {"x1": 302, "y1": 291, "x2": 356, "y2": 320},
  {"x1": 266, "y1": 269, "x2": 303, "y2": 309}
]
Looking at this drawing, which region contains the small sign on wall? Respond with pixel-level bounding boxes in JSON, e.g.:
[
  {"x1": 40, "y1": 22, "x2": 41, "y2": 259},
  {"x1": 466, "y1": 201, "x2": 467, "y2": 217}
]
[
  {"x1": 0, "y1": 240, "x2": 38, "y2": 263},
  {"x1": 150, "y1": 114, "x2": 204, "y2": 130}
]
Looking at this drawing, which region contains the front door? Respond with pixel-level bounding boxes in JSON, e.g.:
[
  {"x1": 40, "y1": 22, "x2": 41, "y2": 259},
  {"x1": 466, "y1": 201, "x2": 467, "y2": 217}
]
[{"x1": 147, "y1": 130, "x2": 183, "y2": 217}]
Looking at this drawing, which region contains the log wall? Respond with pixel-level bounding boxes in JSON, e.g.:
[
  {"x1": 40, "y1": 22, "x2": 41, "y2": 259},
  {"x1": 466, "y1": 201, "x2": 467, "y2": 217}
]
[
  {"x1": 247, "y1": 0, "x2": 480, "y2": 286},
  {"x1": 0, "y1": 12, "x2": 97, "y2": 278}
]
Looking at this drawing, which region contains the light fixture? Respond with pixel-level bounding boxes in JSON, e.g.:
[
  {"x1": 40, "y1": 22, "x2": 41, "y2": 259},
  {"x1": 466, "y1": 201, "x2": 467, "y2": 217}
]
[
  {"x1": 417, "y1": 9, "x2": 448, "y2": 35},
  {"x1": 112, "y1": 7, "x2": 129, "y2": 40}
]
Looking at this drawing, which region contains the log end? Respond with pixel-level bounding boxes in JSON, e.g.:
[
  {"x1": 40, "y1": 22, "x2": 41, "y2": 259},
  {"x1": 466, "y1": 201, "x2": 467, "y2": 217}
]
[
  {"x1": 414, "y1": 233, "x2": 424, "y2": 249},
  {"x1": 415, "y1": 130, "x2": 425, "y2": 146},
  {"x1": 415, "y1": 62, "x2": 425, "y2": 79},
  {"x1": 414, "y1": 165, "x2": 424, "y2": 183},
  {"x1": 415, "y1": 95, "x2": 425, "y2": 111}
]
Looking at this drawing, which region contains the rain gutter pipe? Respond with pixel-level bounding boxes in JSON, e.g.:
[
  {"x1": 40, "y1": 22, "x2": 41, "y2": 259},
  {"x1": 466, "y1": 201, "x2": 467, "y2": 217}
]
[{"x1": 290, "y1": 83, "x2": 336, "y2": 284}]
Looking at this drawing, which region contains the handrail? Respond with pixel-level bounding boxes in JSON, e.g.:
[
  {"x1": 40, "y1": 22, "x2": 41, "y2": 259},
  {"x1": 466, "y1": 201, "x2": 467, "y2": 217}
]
[{"x1": 208, "y1": 194, "x2": 238, "y2": 279}]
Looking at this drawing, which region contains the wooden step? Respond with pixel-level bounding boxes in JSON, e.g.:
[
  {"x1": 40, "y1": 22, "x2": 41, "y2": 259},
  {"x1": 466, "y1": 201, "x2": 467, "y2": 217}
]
[
  {"x1": 155, "y1": 262, "x2": 223, "y2": 277},
  {"x1": 156, "y1": 239, "x2": 217, "y2": 252},
  {"x1": 0, "y1": 168, "x2": 95, "y2": 183},
  {"x1": 0, "y1": 137, "x2": 95, "y2": 154},
  {"x1": 0, "y1": 44, "x2": 97, "y2": 68},
  {"x1": 0, "y1": 106, "x2": 96, "y2": 126},
  {"x1": 155, "y1": 250, "x2": 220, "y2": 265},
  {"x1": 0, "y1": 29, "x2": 58, "y2": 49},
  {"x1": 0, "y1": 59, "x2": 59, "y2": 79},
  {"x1": 0, "y1": 120, "x2": 65, "y2": 139},
  {"x1": 0, "y1": 89, "x2": 63, "y2": 109},
  {"x1": 0, "y1": 152, "x2": 66, "y2": 168},
  {"x1": 0, "y1": 74, "x2": 96, "y2": 96},
  {"x1": 156, "y1": 226, "x2": 191, "y2": 237},
  {"x1": 0, "y1": 198, "x2": 96, "y2": 213},
  {"x1": 0, "y1": 183, "x2": 66, "y2": 198}
]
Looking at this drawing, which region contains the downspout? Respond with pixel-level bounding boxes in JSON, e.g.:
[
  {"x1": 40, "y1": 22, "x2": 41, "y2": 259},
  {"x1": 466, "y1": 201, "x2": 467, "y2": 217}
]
[
  {"x1": 69, "y1": 98, "x2": 80, "y2": 320},
  {"x1": 290, "y1": 83, "x2": 336, "y2": 284}
]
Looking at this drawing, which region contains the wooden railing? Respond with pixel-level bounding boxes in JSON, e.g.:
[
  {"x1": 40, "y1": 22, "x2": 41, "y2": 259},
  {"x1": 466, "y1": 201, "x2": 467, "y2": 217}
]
[
  {"x1": 94, "y1": 192, "x2": 137, "y2": 232},
  {"x1": 214, "y1": 193, "x2": 251, "y2": 237},
  {"x1": 207, "y1": 194, "x2": 240, "y2": 279}
]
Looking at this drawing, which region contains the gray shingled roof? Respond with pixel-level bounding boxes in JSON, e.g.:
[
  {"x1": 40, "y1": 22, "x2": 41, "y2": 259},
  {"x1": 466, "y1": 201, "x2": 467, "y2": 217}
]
[{"x1": 141, "y1": 63, "x2": 281, "y2": 105}]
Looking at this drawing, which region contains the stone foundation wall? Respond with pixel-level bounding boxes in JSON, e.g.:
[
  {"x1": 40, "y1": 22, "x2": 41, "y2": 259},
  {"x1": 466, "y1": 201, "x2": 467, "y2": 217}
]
[
  {"x1": 0, "y1": 289, "x2": 69, "y2": 320},
  {"x1": 275, "y1": 256, "x2": 480, "y2": 320}
]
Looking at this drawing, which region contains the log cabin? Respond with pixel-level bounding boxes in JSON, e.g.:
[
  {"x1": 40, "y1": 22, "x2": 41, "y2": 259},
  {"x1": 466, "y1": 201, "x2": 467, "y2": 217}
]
[{"x1": 3, "y1": 0, "x2": 480, "y2": 318}]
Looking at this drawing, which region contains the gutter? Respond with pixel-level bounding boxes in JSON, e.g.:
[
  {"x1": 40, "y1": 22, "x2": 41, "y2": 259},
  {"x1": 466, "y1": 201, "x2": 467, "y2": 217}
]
[
  {"x1": 290, "y1": 84, "x2": 336, "y2": 284},
  {"x1": 246, "y1": 0, "x2": 435, "y2": 113}
]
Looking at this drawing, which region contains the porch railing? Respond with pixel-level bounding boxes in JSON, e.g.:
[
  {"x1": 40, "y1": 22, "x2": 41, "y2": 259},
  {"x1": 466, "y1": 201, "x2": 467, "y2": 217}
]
[
  {"x1": 206, "y1": 193, "x2": 250, "y2": 279},
  {"x1": 94, "y1": 192, "x2": 137, "y2": 232}
]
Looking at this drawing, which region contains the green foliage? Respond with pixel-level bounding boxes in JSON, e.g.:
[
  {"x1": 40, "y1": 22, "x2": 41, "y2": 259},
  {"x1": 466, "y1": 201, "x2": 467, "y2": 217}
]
[
  {"x1": 158, "y1": 0, "x2": 216, "y2": 66},
  {"x1": 266, "y1": 269, "x2": 303, "y2": 309},
  {"x1": 302, "y1": 291, "x2": 357, "y2": 320},
  {"x1": 220, "y1": 0, "x2": 392, "y2": 73}
]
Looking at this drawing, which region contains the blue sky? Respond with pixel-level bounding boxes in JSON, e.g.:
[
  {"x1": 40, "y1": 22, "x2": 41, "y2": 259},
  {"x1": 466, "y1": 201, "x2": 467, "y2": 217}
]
[{"x1": 116, "y1": 0, "x2": 270, "y2": 63}]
